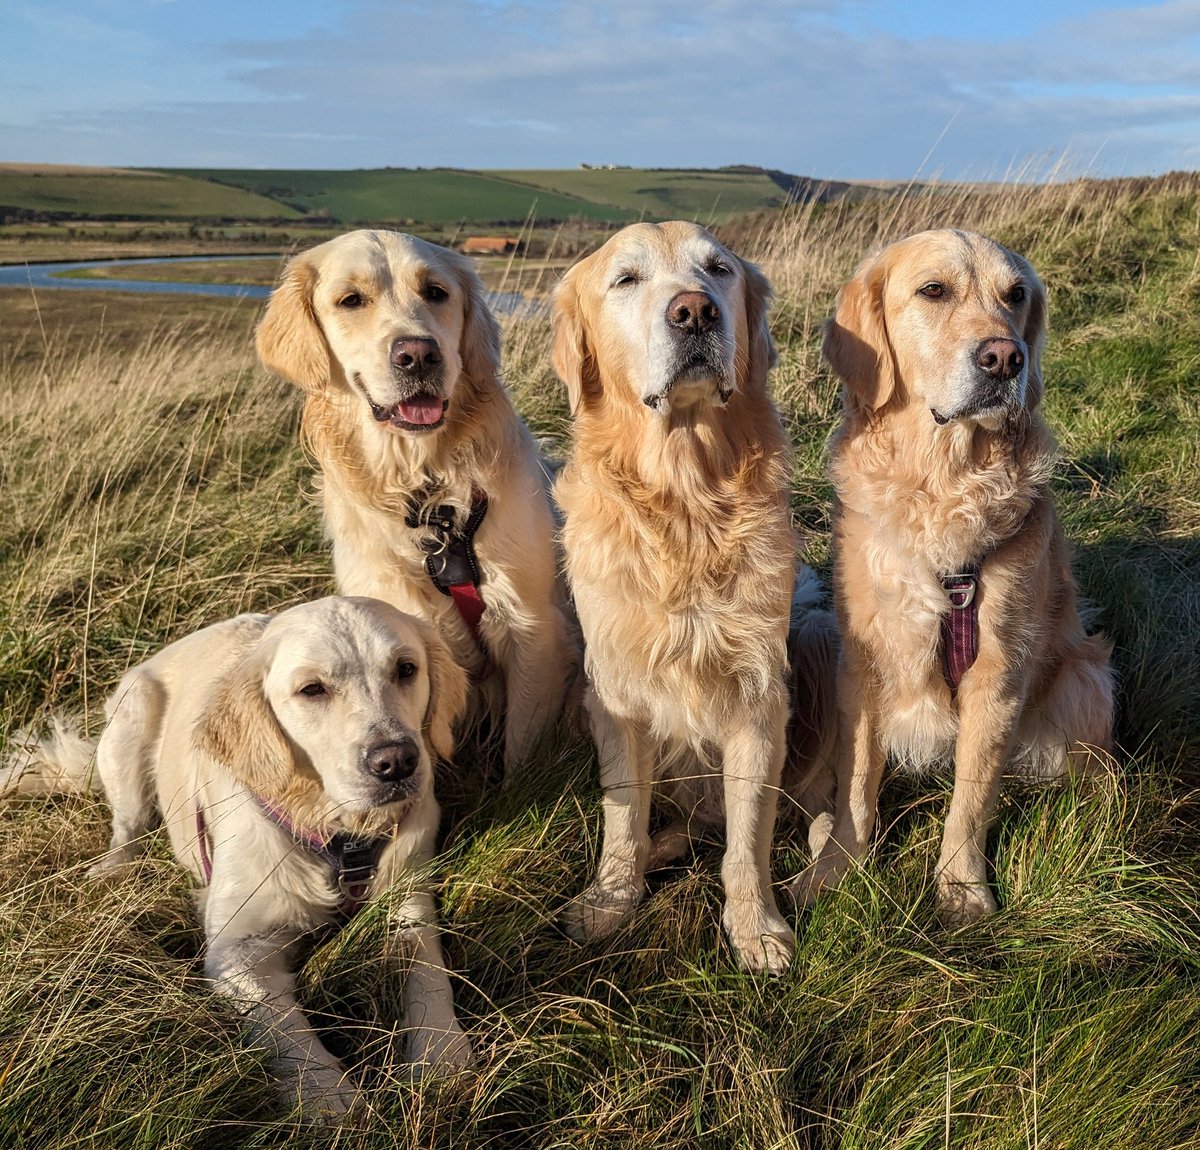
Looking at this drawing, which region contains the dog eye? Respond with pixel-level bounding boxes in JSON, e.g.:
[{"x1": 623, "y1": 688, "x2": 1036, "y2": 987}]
[
  {"x1": 611, "y1": 271, "x2": 640, "y2": 288},
  {"x1": 918, "y1": 282, "x2": 946, "y2": 299},
  {"x1": 336, "y1": 292, "x2": 365, "y2": 309},
  {"x1": 705, "y1": 260, "x2": 733, "y2": 277},
  {"x1": 422, "y1": 283, "x2": 449, "y2": 303},
  {"x1": 396, "y1": 660, "x2": 417, "y2": 681},
  {"x1": 1006, "y1": 284, "x2": 1026, "y2": 305},
  {"x1": 298, "y1": 682, "x2": 327, "y2": 698}
]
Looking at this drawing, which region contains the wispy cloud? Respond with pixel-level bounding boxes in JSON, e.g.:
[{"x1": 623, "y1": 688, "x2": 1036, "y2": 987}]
[{"x1": 2, "y1": 0, "x2": 1197, "y2": 176}]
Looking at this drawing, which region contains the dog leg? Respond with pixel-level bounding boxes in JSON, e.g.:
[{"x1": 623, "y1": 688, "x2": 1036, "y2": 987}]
[
  {"x1": 206, "y1": 930, "x2": 358, "y2": 1120},
  {"x1": 936, "y1": 667, "x2": 1023, "y2": 925},
  {"x1": 387, "y1": 890, "x2": 474, "y2": 1074},
  {"x1": 720, "y1": 706, "x2": 794, "y2": 974},
  {"x1": 791, "y1": 647, "x2": 885, "y2": 907},
  {"x1": 90, "y1": 671, "x2": 165, "y2": 874},
  {"x1": 562, "y1": 694, "x2": 653, "y2": 940},
  {"x1": 501, "y1": 618, "x2": 572, "y2": 779}
]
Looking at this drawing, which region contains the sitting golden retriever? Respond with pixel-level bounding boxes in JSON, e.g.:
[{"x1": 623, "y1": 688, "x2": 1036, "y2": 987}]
[
  {"x1": 552, "y1": 221, "x2": 837, "y2": 974},
  {"x1": 3, "y1": 597, "x2": 473, "y2": 1118},
  {"x1": 256, "y1": 231, "x2": 578, "y2": 778},
  {"x1": 795, "y1": 229, "x2": 1114, "y2": 923}
]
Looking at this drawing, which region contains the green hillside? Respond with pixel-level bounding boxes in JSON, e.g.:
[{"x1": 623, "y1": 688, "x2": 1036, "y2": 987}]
[
  {"x1": 2, "y1": 165, "x2": 847, "y2": 228},
  {"x1": 0, "y1": 165, "x2": 301, "y2": 220},
  {"x1": 161, "y1": 167, "x2": 640, "y2": 226},
  {"x1": 490, "y1": 167, "x2": 808, "y2": 219}
]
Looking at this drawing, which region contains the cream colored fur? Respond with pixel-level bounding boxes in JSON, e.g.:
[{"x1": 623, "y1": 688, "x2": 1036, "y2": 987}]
[
  {"x1": 794, "y1": 229, "x2": 1115, "y2": 924},
  {"x1": 256, "y1": 230, "x2": 578, "y2": 778},
  {"x1": 4, "y1": 597, "x2": 473, "y2": 1119},
  {"x1": 552, "y1": 221, "x2": 836, "y2": 975}
]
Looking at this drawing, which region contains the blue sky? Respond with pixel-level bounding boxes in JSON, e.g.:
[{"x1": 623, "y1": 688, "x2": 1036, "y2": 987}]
[{"x1": 2, "y1": 0, "x2": 1198, "y2": 179}]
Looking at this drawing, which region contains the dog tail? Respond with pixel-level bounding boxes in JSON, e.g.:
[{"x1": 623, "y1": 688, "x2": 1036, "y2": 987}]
[
  {"x1": 1, "y1": 718, "x2": 98, "y2": 797},
  {"x1": 786, "y1": 566, "x2": 840, "y2": 854}
]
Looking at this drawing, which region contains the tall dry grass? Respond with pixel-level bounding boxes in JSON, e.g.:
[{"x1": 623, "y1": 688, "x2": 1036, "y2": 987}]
[{"x1": 2, "y1": 175, "x2": 1199, "y2": 1148}]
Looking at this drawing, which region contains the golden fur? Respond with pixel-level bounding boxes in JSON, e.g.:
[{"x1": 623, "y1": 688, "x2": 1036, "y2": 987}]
[
  {"x1": 3, "y1": 596, "x2": 473, "y2": 1118},
  {"x1": 553, "y1": 221, "x2": 836, "y2": 974},
  {"x1": 795, "y1": 229, "x2": 1114, "y2": 923},
  {"x1": 256, "y1": 230, "x2": 578, "y2": 777}
]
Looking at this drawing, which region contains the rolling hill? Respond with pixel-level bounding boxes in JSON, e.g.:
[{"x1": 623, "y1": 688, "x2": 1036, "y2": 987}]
[{"x1": 1, "y1": 164, "x2": 853, "y2": 227}]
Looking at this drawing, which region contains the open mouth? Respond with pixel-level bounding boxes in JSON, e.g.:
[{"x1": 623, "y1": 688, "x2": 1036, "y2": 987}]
[{"x1": 369, "y1": 393, "x2": 448, "y2": 432}]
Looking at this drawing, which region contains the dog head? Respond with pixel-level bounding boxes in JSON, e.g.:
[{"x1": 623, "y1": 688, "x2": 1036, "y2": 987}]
[
  {"x1": 196, "y1": 597, "x2": 467, "y2": 829},
  {"x1": 256, "y1": 230, "x2": 501, "y2": 436},
  {"x1": 552, "y1": 221, "x2": 775, "y2": 418},
  {"x1": 823, "y1": 229, "x2": 1046, "y2": 429}
]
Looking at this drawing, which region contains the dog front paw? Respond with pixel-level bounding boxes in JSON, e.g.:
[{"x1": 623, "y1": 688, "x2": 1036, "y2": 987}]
[
  {"x1": 722, "y1": 901, "x2": 794, "y2": 975},
  {"x1": 561, "y1": 883, "x2": 641, "y2": 942}
]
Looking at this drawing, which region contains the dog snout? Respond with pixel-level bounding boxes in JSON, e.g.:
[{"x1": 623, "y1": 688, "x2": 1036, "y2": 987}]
[
  {"x1": 362, "y1": 738, "x2": 420, "y2": 783},
  {"x1": 390, "y1": 337, "x2": 443, "y2": 379},
  {"x1": 974, "y1": 338, "x2": 1024, "y2": 382},
  {"x1": 666, "y1": 291, "x2": 720, "y2": 335}
]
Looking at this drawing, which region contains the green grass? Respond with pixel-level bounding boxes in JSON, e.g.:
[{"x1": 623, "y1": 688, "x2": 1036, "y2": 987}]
[
  {"x1": 3, "y1": 165, "x2": 843, "y2": 229},
  {"x1": 1, "y1": 175, "x2": 1198, "y2": 1148},
  {"x1": 0, "y1": 165, "x2": 301, "y2": 221},
  {"x1": 488, "y1": 168, "x2": 806, "y2": 222},
  {"x1": 159, "y1": 167, "x2": 641, "y2": 226}
]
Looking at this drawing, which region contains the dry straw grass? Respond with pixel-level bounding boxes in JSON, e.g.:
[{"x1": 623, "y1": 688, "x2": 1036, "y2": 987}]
[{"x1": 2, "y1": 175, "x2": 1199, "y2": 1148}]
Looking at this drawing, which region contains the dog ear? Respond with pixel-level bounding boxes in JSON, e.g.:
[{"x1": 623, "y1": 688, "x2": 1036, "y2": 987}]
[
  {"x1": 454, "y1": 257, "x2": 503, "y2": 390},
  {"x1": 421, "y1": 627, "x2": 468, "y2": 763},
  {"x1": 551, "y1": 269, "x2": 600, "y2": 415},
  {"x1": 255, "y1": 253, "x2": 329, "y2": 391},
  {"x1": 823, "y1": 256, "x2": 897, "y2": 413},
  {"x1": 194, "y1": 641, "x2": 294, "y2": 797},
  {"x1": 1020, "y1": 261, "x2": 1047, "y2": 411},
  {"x1": 739, "y1": 256, "x2": 778, "y2": 390}
]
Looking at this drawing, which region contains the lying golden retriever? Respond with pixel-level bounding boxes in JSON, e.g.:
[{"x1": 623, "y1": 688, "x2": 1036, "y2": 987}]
[
  {"x1": 256, "y1": 231, "x2": 578, "y2": 778},
  {"x1": 552, "y1": 221, "x2": 836, "y2": 974},
  {"x1": 3, "y1": 597, "x2": 473, "y2": 1118},
  {"x1": 795, "y1": 228, "x2": 1114, "y2": 923}
]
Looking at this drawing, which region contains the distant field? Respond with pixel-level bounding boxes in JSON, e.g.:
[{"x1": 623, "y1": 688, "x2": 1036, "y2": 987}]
[
  {"x1": 491, "y1": 167, "x2": 806, "y2": 220},
  {"x1": 56, "y1": 256, "x2": 284, "y2": 287},
  {"x1": 0, "y1": 165, "x2": 301, "y2": 221},
  {"x1": 1, "y1": 164, "x2": 838, "y2": 229},
  {"x1": 160, "y1": 167, "x2": 639, "y2": 226}
]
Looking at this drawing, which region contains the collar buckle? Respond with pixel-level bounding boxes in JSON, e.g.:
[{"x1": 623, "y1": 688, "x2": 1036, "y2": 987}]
[{"x1": 940, "y1": 571, "x2": 978, "y2": 610}]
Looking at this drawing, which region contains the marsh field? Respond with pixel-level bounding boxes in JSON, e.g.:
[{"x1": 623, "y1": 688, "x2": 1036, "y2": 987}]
[{"x1": 1, "y1": 176, "x2": 1198, "y2": 1149}]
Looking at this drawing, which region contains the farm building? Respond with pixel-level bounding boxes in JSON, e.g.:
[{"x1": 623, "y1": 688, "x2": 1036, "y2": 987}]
[{"x1": 462, "y1": 236, "x2": 522, "y2": 255}]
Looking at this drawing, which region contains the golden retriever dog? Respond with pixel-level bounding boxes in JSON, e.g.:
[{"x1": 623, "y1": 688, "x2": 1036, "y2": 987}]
[
  {"x1": 3, "y1": 597, "x2": 473, "y2": 1118},
  {"x1": 256, "y1": 231, "x2": 578, "y2": 778},
  {"x1": 795, "y1": 229, "x2": 1114, "y2": 924},
  {"x1": 552, "y1": 221, "x2": 837, "y2": 974}
]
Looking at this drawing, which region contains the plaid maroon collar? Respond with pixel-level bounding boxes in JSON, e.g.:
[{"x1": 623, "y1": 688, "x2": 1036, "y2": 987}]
[{"x1": 939, "y1": 565, "x2": 980, "y2": 695}]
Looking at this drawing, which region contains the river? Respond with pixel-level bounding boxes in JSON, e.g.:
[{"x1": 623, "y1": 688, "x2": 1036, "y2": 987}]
[
  {"x1": 0, "y1": 254, "x2": 534, "y2": 313},
  {"x1": 0, "y1": 255, "x2": 272, "y2": 299}
]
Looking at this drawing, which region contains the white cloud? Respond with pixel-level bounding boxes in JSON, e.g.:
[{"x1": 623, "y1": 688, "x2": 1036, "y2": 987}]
[{"x1": 1, "y1": 0, "x2": 1197, "y2": 176}]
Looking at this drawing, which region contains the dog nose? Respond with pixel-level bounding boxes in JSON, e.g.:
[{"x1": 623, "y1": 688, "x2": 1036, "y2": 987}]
[
  {"x1": 390, "y1": 337, "x2": 443, "y2": 376},
  {"x1": 975, "y1": 338, "x2": 1024, "y2": 381},
  {"x1": 667, "y1": 291, "x2": 720, "y2": 334},
  {"x1": 363, "y1": 739, "x2": 420, "y2": 782}
]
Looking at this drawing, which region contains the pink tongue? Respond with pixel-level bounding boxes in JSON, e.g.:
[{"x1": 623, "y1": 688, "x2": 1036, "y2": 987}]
[{"x1": 397, "y1": 396, "x2": 445, "y2": 425}]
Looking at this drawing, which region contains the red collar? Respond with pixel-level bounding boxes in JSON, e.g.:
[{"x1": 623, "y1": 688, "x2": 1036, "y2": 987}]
[{"x1": 407, "y1": 487, "x2": 494, "y2": 680}]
